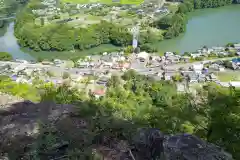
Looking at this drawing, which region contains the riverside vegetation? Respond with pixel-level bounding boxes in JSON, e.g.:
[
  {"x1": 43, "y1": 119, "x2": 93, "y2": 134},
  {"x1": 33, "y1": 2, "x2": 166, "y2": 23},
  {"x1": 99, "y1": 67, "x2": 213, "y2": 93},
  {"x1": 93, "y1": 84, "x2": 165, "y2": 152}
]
[
  {"x1": 0, "y1": 70, "x2": 239, "y2": 159},
  {"x1": 155, "y1": 0, "x2": 240, "y2": 39},
  {"x1": 0, "y1": 52, "x2": 13, "y2": 61},
  {"x1": 14, "y1": 0, "x2": 240, "y2": 55}
]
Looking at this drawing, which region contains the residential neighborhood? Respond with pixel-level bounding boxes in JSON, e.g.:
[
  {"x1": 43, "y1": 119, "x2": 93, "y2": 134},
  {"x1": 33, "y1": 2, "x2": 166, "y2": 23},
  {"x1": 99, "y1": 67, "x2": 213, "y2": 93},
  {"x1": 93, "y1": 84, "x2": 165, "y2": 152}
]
[{"x1": 1, "y1": 43, "x2": 240, "y2": 98}]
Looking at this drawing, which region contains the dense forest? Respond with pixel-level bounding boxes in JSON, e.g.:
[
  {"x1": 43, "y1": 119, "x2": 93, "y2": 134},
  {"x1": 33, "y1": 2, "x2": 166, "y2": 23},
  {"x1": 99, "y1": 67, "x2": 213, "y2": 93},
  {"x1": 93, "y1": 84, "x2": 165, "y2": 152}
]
[
  {"x1": 0, "y1": 70, "x2": 239, "y2": 159},
  {"x1": 156, "y1": 0, "x2": 236, "y2": 39}
]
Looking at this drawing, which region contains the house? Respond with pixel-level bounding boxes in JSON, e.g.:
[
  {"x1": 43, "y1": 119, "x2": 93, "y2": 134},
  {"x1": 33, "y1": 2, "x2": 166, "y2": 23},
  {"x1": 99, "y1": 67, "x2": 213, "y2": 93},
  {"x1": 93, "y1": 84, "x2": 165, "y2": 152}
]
[
  {"x1": 167, "y1": 56, "x2": 180, "y2": 63},
  {"x1": 217, "y1": 52, "x2": 229, "y2": 56},
  {"x1": 41, "y1": 61, "x2": 52, "y2": 65},
  {"x1": 101, "y1": 55, "x2": 112, "y2": 62},
  {"x1": 198, "y1": 74, "x2": 206, "y2": 82},
  {"x1": 209, "y1": 73, "x2": 217, "y2": 81},
  {"x1": 14, "y1": 65, "x2": 26, "y2": 73},
  {"x1": 92, "y1": 89, "x2": 105, "y2": 99},
  {"x1": 190, "y1": 53, "x2": 204, "y2": 58},
  {"x1": 206, "y1": 73, "x2": 218, "y2": 82},
  {"x1": 181, "y1": 71, "x2": 199, "y2": 83},
  {"x1": 187, "y1": 72, "x2": 199, "y2": 83},
  {"x1": 78, "y1": 61, "x2": 89, "y2": 68},
  {"x1": 96, "y1": 76, "x2": 109, "y2": 85},
  {"x1": 15, "y1": 59, "x2": 28, "y2": 64},
  {"x1": 209, "y1": 63, "x2": 220, "y2": 70},
  {"x1": 164, "y1": 52, "x2": 174, "y2": 57},
  {"x1": 24, "y1": 69, "x2": 34, "y2": 76},
  {"x1": 119, "y1": 62, "x2": 131, "y2": 69},
  {"x1": 11, "y1": 75, "x2": 18, "y2": 81},
  {"x1": 234, "y1": 43, "x2": 240, "y2": 50},
  {"x1": 0, "y1": 64, "x2": 11, "y2": 71},
  {"x1": 163, "y1": 71, "x2": 176, "y2": 80},
  {"x1": 53, "y1": 59, "x2": 63, "y2": 64},
  {"x1": 181, "y1": 56, "x2": 191, "y2": 63},
  {"x1": 137, "y1": 52, "x2": 149, "y2": 60},
  {"x1": 212, "y1": 47, "x2": 225, "y2": 53},
  {"x1": 192, "y1": 64, "x2": 203, "y2": 74}
]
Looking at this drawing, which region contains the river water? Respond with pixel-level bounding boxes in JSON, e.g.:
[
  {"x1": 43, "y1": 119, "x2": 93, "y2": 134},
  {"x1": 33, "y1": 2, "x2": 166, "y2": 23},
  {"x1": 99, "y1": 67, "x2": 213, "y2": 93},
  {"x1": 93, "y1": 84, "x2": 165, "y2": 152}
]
[
  {"x1": 155, "y1": 5, "x2": 240, "y2": 53},
  {"x1": 0, "y1": 5, "x2": 240, "y2": 60},
  {"x1": 0, "y1": 22, "x2": 35, "y2": 60}
]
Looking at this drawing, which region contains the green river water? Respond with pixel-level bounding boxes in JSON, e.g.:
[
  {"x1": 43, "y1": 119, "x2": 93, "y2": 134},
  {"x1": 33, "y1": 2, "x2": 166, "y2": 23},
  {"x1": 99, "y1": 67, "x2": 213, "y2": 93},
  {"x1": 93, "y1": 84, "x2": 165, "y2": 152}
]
[
  {"x1": 0, "y1": 4, "x2": 240, "y2": 60},
  {"x1": 154, "y1": 5, "x2": 240, "y2": 53}
]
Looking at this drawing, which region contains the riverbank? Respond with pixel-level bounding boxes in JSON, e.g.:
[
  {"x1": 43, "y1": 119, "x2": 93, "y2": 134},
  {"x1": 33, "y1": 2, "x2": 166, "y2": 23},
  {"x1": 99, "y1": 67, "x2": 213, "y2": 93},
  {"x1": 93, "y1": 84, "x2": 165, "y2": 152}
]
[
  {"x1": 22, "y1": 44, "x2": 121, "y2": 60},
  {"x1": 1, "y1": 4, "x2": 240, "y2": 60},
  {"x1": 153, "y1": 4, "x2": 240, "y2": 53}
]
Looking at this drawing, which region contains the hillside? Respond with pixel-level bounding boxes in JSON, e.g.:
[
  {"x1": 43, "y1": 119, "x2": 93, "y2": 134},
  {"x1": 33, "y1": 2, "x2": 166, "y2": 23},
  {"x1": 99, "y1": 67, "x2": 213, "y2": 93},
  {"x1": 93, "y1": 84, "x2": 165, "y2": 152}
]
[{"x1": 0, "y1": 71, "x2": 239, "y2": 159}]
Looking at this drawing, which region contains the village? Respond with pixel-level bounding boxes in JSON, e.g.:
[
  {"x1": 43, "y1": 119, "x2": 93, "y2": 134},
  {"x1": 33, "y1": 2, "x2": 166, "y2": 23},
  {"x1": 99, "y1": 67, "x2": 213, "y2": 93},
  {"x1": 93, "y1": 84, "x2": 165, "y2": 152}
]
[
  {"x1": 1, "y1": 43, "x2": 240, "y2": 98},
  {"x1": 33, "y1": 0, "x2": 171, "y2": 32}
]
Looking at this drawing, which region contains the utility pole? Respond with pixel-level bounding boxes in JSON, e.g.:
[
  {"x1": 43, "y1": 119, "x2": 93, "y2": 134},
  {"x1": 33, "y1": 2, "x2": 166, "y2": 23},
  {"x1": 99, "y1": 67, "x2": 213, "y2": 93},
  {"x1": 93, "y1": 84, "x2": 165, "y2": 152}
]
[{"x1": 130, "y1": 23, "x2": 140, "y2": 51}]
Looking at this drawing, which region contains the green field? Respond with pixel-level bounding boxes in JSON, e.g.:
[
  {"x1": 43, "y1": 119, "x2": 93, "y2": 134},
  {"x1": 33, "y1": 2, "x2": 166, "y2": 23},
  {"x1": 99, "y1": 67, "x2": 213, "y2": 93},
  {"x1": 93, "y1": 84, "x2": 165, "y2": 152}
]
[
  {"x1": 216, "y1": 71, "x2": 240, "y2": 82},
  {"x1": 61, "y1": 0, "x2": 144, "y2": 4}
]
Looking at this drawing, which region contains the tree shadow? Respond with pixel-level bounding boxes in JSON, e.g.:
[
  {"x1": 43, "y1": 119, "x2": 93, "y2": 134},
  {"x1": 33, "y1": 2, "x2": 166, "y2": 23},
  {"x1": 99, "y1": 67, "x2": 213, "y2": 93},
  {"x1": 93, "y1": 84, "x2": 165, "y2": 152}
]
[{"x1": 0, "y1": 100, "x2": 139, "y2": 160}]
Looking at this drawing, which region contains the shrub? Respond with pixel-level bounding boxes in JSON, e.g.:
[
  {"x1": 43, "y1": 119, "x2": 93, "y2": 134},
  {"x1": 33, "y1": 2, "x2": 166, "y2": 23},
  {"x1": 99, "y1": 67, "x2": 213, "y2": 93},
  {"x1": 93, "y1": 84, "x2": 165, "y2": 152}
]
[{"x1": 0, "y1": 52, "x2": 13, "y2": 61}]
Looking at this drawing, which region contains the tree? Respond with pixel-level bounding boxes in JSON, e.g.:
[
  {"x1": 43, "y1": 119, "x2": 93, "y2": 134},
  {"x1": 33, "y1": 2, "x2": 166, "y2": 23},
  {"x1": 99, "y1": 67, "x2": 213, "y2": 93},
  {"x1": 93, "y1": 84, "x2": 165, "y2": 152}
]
[
  {"x1": 0, "y1": 52, "x2": 13, "y2": 61},
  {"x1": 183, "y1": 52, "x2": 191, "y2": 57},
  {"x1": 37, "y1": 57, "x2": 43, "y2": 62},
  {"x1": 46, "y1": 70, "x2": 54, "y2": 77},
  {"x1": 205, "y1": 87, "x2": 240, "y2": 159},
  {"x1": 107, "y1": 75, "x2": 121, "y2": 88},
  {"x1": 62, "y1": 71, "x2": 70, "y2": 79},
  {"x1": 124, "y1": 46, "x2": 133, "y2": 54}
]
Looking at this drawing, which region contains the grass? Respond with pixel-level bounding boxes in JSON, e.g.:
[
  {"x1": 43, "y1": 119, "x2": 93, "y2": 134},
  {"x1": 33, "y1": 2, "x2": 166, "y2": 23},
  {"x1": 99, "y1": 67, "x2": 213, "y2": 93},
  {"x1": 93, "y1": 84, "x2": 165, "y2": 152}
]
[
  {"x1": 0, "y1": 77, "x2": 41, "y2": 102},
  {"x1": 22, "y1": 44, "x2": 121, "y2": 60},
  {"x1": 215, "y1": 71, "x2": 240, "y2": 82}
]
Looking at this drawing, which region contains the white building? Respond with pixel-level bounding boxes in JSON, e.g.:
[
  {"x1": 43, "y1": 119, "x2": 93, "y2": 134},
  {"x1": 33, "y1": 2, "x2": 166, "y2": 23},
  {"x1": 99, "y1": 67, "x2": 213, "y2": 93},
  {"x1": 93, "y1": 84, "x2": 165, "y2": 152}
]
[
  {"x1": 137, "y1": 52, "x2": 149, "y2": 60},
  {"x1": 192, "y1": 64, "x2": 203, "y2": 74}
]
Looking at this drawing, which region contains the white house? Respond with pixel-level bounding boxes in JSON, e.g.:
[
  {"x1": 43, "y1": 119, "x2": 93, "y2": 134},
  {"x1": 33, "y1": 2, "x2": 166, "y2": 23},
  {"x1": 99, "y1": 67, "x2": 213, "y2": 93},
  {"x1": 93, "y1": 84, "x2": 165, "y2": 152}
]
[
  {"x1": 164, "y1": 52, "x2": 174, "y2": 57},
  {"x1": 137, "y1": 52, "x2": 149, "y2": 60},
  {"x1": 78, "y1": 61, "x2": 89, "y2": 68},
  {"x1": 191, "y1": 53, "x2": 204, "y2": 58},
  {"x1": 192, "y1": 64, "x2": 203, "y2": 74},
  {"x1": 103, "y1": 62, "x2": 113, "y2": 67}
]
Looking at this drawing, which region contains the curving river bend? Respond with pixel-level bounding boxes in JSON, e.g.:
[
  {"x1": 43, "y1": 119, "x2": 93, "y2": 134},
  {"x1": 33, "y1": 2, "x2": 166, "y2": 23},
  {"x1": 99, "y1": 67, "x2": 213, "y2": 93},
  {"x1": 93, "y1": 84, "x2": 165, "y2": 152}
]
[
  {"x1": 0, "y1": 5, "x2": 240, "y2": 60},
  {"x1": 0, "y1": 22, "x2": 35, "y2": 60},
  {"x1": 155, "y1": 5, "x2": 240, "y2": 53}
]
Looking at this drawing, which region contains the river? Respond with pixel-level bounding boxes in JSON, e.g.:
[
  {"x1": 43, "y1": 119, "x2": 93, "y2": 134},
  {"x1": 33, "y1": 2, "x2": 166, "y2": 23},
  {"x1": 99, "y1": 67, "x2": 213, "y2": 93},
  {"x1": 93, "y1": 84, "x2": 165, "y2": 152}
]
[
  {"x1": 0, "y1": 5, "x2": 240, "y2": 60},
  {"x1": 0, "y1": 22, "x2": 35, "y2": 61},
  {"x1": 155, "y1": 5, "x2": 240, "y2": 53}
]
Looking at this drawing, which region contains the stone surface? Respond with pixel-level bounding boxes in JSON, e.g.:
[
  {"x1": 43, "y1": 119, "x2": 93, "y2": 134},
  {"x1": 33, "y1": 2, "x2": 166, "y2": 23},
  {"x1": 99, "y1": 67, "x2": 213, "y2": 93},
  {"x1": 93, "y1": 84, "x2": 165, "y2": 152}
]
[{"x1": 133, "y1": 128, "x2": 233, "y2": 160}]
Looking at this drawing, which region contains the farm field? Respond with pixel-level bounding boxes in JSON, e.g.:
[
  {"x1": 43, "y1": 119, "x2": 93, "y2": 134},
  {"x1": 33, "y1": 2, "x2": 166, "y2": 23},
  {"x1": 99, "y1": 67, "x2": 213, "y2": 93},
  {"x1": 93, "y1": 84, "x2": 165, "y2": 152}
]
[{"x1": 215, "y1": 71, "x2": 240, "y2": 82}]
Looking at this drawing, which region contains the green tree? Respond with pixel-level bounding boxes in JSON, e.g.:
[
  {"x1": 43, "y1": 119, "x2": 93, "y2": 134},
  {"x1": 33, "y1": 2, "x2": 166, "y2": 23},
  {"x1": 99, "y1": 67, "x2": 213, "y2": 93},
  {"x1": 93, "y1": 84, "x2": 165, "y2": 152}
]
[
  {"x1": 0, "y1": 52, "x2": 13, "y2": 61},
  {"x1": 62, "y1": 71, "x2": 70, "y2": 79}
]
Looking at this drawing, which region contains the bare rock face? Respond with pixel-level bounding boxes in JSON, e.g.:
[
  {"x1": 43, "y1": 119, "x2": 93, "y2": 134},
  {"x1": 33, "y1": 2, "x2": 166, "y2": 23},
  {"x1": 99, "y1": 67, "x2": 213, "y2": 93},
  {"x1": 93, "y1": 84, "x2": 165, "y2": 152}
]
[
  {"x1": 0, "y1": 92, "x2": 24, "y2": 108},
  {"x1": 0, "y1": 93, "x2": 79, "y2": 158},
  {"x1": 132, "y1": 128, "x2": 233, "y2": 160}
]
